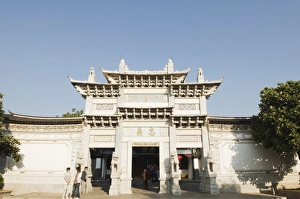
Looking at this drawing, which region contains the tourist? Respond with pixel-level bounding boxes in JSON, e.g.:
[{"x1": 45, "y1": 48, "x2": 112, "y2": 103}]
[
  {"x1": 150, "y1": 165, "x2": 156, "y2": 183},
  {"x1": 71, "y1": 166, "x2": 82, "y2": 199},
  {"x1": 147, "y1": 165, "x2": 151, "y2": 179},
  {"x1": 81, "y1": 166, "x2": 88, "y2": 194},
  {"x1": 141, "y1": 169, "x2": 148, "y2": 190},
  {"x1": 63, "y1": 167, "x2": 72, "y2": 199},
  {"x1": 155, "y1": 167, "x2": 159, "y2": 183}
]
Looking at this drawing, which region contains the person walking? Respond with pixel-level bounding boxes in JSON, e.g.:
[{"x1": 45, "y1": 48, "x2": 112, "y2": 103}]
[
  {"x1": 63, "y1": 167, "x2": 72, "y2": 199},
  {"x1": 141, "y1": 169, "x2": 148, "y2": 190},
  {"x1": 81, "y1": 167, "x2": 88, "y2": 194},
  {"x1": 71, "y1": 166, "x2": 81, "y2": 199}
]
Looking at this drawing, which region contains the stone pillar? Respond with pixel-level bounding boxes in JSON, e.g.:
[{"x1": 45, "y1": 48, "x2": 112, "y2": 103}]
[
  {"x1": 170, "y1": 153, "x2": 181, "y2": 195},
  {"x1": 109, "y1": 125, "x2": 122, "y2": 195},
  {"x1": 199, "y1": 171, "x2": 219, "y2": 194},
  {"x1": 187, "y1": 156, "x2": 193, "y2": 180},
  {"x1": 115, "y1": 125, "x2": 122, "y2": 155},
  {"x1": 82, "y1": 127, "x2": 90, "y2": 167},
  {"x1": 200, "y1": 123, "x2": 209, "y2": 192},
  {"x1": 201, "y1": 125, "x2": 209, "y2": 167},
  {"x1": 119, "y1": 141, "x2": 132, "y2": 194},
  {"x1": 86, "y1": 150, "x2": 93, "y2": 192},
  {"x1": 109, "y1": 152, "x2": 120, "y2": 195},
  {"x1": 159, "y1": 141, "x2": 170, "y2": 194},
  {"x1": 199, "y1": 124, "x2": 219, "y2": 194},
  {"x1": 82, "y1": 126, "x2": 92, "y2": 192},
  {"x1": 199, "y1": 95, "x2": 207, "y2": 115},
  {"x1": 169, "y1": 126, "x2": 179, "y2": 194},
  {"x1": 169, "y1": 126, "x2": 176, "y2": 154},
  {"x1": 101, "y1": 157, "x2": 107, "y2": 179}
]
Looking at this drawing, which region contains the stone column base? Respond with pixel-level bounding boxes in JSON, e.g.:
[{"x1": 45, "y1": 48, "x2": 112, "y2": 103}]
[
  {"x1": 199, "y1": 171, "x2": 219, "y2": 195},
  {"x1": 159, "y1": 179, "x2": 171, "y2": 194},
  {"x1": 109, "y1": 176, "x2": 120, "y2": 196},
  {"x1": 119, "y1": 178, "x2": 132, "y2": 194}
]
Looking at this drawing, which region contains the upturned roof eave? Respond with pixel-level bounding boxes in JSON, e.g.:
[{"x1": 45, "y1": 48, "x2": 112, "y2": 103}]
[{"x1": 68, "y1": 76, "x2": 118, "y2": 86}]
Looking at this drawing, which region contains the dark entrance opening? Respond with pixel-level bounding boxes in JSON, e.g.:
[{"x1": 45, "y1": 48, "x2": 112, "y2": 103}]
[
  {"x1": 132, "y1": 147, "x2": 159, "y2": 180},
  {"x1": 90, "y1": 148, "x2": 114, "y2": 189}
]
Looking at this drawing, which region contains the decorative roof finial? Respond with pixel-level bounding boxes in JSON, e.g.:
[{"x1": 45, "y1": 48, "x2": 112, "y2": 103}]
[
  {"x1": 119, "y1": 59, "x2": 129, "y2": 73},
  {"x1": 197, "y1": 68, "x2": 204, "y2": 83},
  {"x1": 163, "y1": 59, "x2": 174, "y2": 73},
  {"x1": 88, "y1": 67, "x2": 96, "y2": 83}
]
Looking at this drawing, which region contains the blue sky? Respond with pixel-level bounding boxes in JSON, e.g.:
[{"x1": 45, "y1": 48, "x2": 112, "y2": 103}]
[{"x1": 0, "y1": 0, "x2": 299, "y2": 117}]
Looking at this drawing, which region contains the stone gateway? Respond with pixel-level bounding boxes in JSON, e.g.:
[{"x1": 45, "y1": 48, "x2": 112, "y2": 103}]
[{"x1": 2, "y1": 59, "x2": 299, "y2": 195}]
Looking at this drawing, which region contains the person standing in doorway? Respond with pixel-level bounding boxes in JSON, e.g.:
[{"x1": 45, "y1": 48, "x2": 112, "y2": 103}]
[
  {"x1": 150, "y1": 165, "x2": 155, "y2": 183},
  {"x1": 141, "y1": 169, "x2": 148, "y2": 190},
  {"x1": 81, "y1": 167, "x2": 88, "y2": 194},
  {"x1": 63, "y1": 167, "x2": 72, "y2": 199},
  {"x1": 147, "y1": 165, "x2": 151, "y2": 179},
  {"x1": 71, "y1": 166, "x2": 81, "y2": 199},
  {"x1": 155, "y1": 167, "x2": 159, "y2": 183}
]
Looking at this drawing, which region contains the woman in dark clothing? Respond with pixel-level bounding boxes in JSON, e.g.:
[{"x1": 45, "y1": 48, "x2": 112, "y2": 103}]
[{"x1": 141, "y1": 169, "x2": 148, "y2": 190}]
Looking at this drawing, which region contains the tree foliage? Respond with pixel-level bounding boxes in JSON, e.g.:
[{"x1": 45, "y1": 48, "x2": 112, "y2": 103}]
[
  {"x1": 252, "y1": 80, "x2": 300, "y2": 158},
  {"x1": 0, "y1": 93, "x2": 22, "y2": 162},
  {"x1": 62, "y1": 108, "x2": 83, "y2": 117}
]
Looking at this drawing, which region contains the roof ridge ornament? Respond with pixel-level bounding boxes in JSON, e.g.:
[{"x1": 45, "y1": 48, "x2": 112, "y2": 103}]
[
  {"x1": 197, "y1": 68, "x2": 204, "y2": 83},
  {"x1": 88, "y1": 67, "x2": 96, "y2": 83},
  {"x1": 163, "y1": 59, "x2": 174, "y2": 73},
  {"x1": 119, "y1": 59, "x2": 130, "y2": 73}
]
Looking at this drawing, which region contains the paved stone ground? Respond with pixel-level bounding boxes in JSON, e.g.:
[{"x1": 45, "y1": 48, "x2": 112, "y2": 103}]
[
  {"x1": 277, "y1": 189, "x2": 300, "y2": 199},
  {"x1": 3, "y1": 182, "x2": 287, "y2": 199}
]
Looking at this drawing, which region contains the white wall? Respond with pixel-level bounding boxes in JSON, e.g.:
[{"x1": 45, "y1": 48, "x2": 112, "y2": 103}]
[
  {"x1": 19, "y1": 142, "x2": 69, "y2": 171},
  {"x1": 219, "y1": 141, "x2": 280, "y2": 174}
]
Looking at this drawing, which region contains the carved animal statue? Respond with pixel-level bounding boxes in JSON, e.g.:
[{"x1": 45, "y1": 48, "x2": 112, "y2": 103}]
[
  {"x1": 111, "y1": 152, "x2": 119, "y2": 173},
  {"x1": 170, "y1": 153, "x2": 179, "y2": 173}
]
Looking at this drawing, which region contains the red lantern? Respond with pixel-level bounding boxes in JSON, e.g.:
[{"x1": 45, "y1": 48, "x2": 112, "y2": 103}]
[{"x1": 178, "y1": 155, "x2": 182, "y2": 161}]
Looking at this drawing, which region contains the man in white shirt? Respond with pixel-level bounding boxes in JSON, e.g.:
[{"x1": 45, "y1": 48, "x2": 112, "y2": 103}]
[
  {"x1": 71, "y1": 166, "x2": 82, "y2": 199},
  {"x1": 63, "y1": 167, "x2": 72, "y2": 199}
]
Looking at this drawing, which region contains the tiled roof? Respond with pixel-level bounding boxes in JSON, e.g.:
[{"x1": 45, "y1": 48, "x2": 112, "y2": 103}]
[
  {"x1": 208, "y1": 116, "x2": 252, "y2": 124},
  {"x1": 4, "y1": 111, "x2": 83, "y2": 125}
]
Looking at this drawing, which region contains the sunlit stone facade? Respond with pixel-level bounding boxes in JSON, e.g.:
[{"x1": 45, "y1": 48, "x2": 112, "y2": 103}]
[{"x1": 2, "y1": 59, "x2": 299, "y2": 195}]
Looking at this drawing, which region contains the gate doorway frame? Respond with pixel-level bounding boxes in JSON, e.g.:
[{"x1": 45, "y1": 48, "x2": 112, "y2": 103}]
[{"x1": 132, "y1": 146, "x2": 159, "y2": 179}]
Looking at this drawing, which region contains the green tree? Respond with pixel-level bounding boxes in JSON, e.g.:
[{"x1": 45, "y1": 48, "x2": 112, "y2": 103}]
[
  {"x1": 252, "y1": 80, "x2": 300, "y2": 158},
  {"x1": 62, "y1": 108, "x2": 83, "y2": 117},
  {"x1": 0, "y1": 93, "x2": 22, "y2": 162}
]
